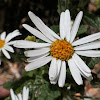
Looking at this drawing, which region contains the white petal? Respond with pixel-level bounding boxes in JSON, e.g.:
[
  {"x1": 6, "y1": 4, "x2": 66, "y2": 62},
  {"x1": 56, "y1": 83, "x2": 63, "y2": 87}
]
[
  {"x1": 28, "y1": 11, "x2": 56, "y2": 41},
  {"x1": 17, "y1": 93, "x2": 22, "y2": 100},
  {"x1": 72, "y1": 53, "x2": 91, "y2": 73},
  {"x1": 78, "y1": 69, "x2": 93, "y2": 81},
  {"x1": 15, "y1": 95, "x2": 19, "y2": 100},
  {"x1": 72, "y1": 32, "x2": 100, "y2": 46},
  {"x1": 50, "y1": 59, "x2": 62, "y2": 84},
  {"x1": 60, "y1": 12, "x2": 66, "y2": 39},
  {"x1": 74, "y1": 41, "x2": 100, "y2": 50},
  {"x1": 58, "y1": 61, "x2": 66, "y2": 87},
  {"x1": 76, "y1": 50, "x2": 100, "y2": 57},
  {"x1": 6, "y1": 30, "x2": 21, "y2": 42},
  {"x1": 7, "y1": 41, "x2": 17, "y2": 45},
  {"x1": 65, "y1": 10, "x2": 71, "y2": 42},
  {"x1": 2, "y1": 48, "x2": 11, "y2": 59},
  {"x1": 49, "y1": 58, "x2": 58, "y2": 80},
  {"x1": 23, "y1": 86, "x2": 27, "y2": 100},
  {"x1": 10, "y1": 89, "x2": 16, "y2": 100},
  {"x1": 25, "y1": 56, "x2": 52, "y2": 71},
  {"x1": 27, "y1": 53, "x2": 49, "y2": 62},
  {"x1": 0, "y1": 32, "x2": 6, "y2": 40},
  {"x1": 70, "y1": 11, "x2": 83, "y2": 43},
  {"x1": 24, "y1": 47, "x2": 50, "y2": 57},
  {"x1": 68, "y1": 58, "x2": 83, "y2": 85},
  {"x1": 26, "y1": 88, "x2": 29, "y2": 100},
  {"x1": 23, "y1": 24, "x2": 52, "y2": 43},
  {"x1": 72, "y1": 53, "x2": 93, "y2": 81},
  {"x1": 57, "y1": 59, "x2": 62, "y2": 76},
  {"x1": 37, "y1": 17, "x2": 61, "y2": 40},
  {"x1": 14, "y1": 40, "x2": 51, "y2": 48},
  {"x1": 50, "y1": 78, "x2": 58, "y2": 84},
  {"x1": 4, "y1": 45, "x2": 14, "y2": 53}
]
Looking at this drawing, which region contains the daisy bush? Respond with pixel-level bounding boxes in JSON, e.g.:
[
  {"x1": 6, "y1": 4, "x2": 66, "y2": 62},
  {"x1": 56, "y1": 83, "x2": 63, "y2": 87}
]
[{"x1": 1, "y1": 0, "x2": 100, "y2": 100}]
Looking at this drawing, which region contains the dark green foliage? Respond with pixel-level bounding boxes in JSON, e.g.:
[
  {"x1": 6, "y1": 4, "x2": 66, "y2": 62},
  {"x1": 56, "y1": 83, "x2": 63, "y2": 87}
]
[
  {"x1": 84, "y1": 15, "x2": 100, "y2": 31},
  {"x1": 91, "y1": 73, "x2": 100, "y2": 88},
  {"x1": 88, "y1": 58, "x2": 100, "y2": 69},
  {"x1": 4, "y1": 64, "x2": 85, "y2": 100},
  {"x1": 58, "y1": 0, "x2": 70, "y2": 14},
  {"x1": 50, "y1": 24, "x2": 87, "y2": 37},
  {"x1": 50, "y1": 25, "x2": 59, "y2": 34},
  {"x1": 77, "y1": 25, "x2": 87, "y2": 36},
  {"x1": 3, "y1": 76, "x2": 34, "y2": 91}
]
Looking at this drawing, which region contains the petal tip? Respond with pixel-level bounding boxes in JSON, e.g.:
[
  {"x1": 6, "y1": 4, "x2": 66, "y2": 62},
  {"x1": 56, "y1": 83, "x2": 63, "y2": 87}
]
[
  {"x1": 25, "y1": 67, "x2": 28, "y2": 71},
  {"x1": 28, "y1": 11, "x2": 32, "y2": 15},
  {"x1": 77, "y1": 82, "x2": 83, "y2": 85},
  {"x1": 13, "y1": 29, "x2": 19, "y2": 32},
  {"x1": 24, "y1": 51, "x2": 29, "y2": 57},
  {"x1": 24, "y1": 51, "x2": 26, "y2": 55},
  {"x1": 65, "y1": 9, "x2": 69, "y2": 12},
  {"x1": 13, "y1": 44, "x2": 16, "y2": 47},
  {"x1": 22, "y1": 24, "x2": 26, "y2": 27},
  {"x1": 50, "y1": 81, "x2": 56, "y2": 85},
  {"x1": 49, "y1": 77, "x2": 55, "y2": 81},
  {"x1": 58, "y1": 84, "x2": 64, "y2": 88},
  {"x1": 79, "y1": 11, "x2": 83, "y2": 16},
  {"x1": 10, "y1": 88, "x2": 13, "y2": 92},
  {"x1": 58, "y1": 82, "x2": 64, "y2": 87},
  {"x1": 8, "y1": 56, "x2": 11, "y2": 59},
  {"x1": 88, "y1": 76, "x2": 93, "y2": 81}
]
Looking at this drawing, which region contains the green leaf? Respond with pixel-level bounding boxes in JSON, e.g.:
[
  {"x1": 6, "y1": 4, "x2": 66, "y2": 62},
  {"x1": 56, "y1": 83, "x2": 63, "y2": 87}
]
[
  {"x1": 62, "y1": 97, "x2": 67, "y2": 100},
  {"x1": 37, "y1": 84, "x2": 61, "y2": 100},
  {"x1": 3, "y1": 76, "x2": 34, "y2": 92},
  {"x1": 66, "y1": 95, "x2": 74, "y2": 100},
  {"x1": 91, "y1": 76, "x2": 100, "y2": 88},
  {"x1": 78, "y1": 0, "x2": 89, "y2": 9},
  {"x1": 50, "y1": 25, "x2": 59, "y2": 33},
  {"x1": 88, "y1": 57, "x2": 100, "y2": 69},
  {"x1": 23, "y1": 70, "x2": 34, "y2": 77},
  {"x1": 77, "y1": 25, "x2": 87, "y2": 36},
  {"x1": 84, "y1": 16, "x2": 100, "y2": 31},
  {"x1": 3, "y1": 81, "x2": 12, "y2": 90},
  {"x1": 50, "y1": 25, "x2": 87, "y2": 37},
  {"x1": 57, "y1": 0, "x2": 70, "y2": 14},
  {"x1": 38, "y1": 39, "x2": 45, "y2": 43}
]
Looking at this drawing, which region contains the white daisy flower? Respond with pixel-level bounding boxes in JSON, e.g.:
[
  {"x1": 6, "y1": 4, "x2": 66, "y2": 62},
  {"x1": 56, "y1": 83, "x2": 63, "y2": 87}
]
[
  {"x1": 14, "y1": 10, "x2": 100, "y2": 87},
  {"x1": 10, "y1": 86, "x2": 29, "y2": 100},
  {"x1": 0, "y1": 30, "x2": 21, "y2": 64}
]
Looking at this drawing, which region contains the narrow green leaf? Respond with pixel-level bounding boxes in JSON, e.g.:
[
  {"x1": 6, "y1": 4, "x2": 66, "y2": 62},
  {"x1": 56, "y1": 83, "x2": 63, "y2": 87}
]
[
  {"x1": 57, "y1": 0, "x2": 70, "y2": 14},
  {"x1": 84, "y1": 16, "x2": 100, "y2": 31},
  {"x1": 88, "y1": 57, "x2": 100, "y2": 69},
  {"x1": 50, "y1": 25, "x2": 59, "y2": 33},
  {"x1": 77, "y1": 25, "x2": 87, "y2": 36}
]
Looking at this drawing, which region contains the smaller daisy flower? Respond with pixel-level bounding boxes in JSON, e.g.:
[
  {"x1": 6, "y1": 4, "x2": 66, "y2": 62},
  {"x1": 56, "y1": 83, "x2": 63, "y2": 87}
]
[
  {"x1": 10, "y1": 86, "x2": 29, "y2": 100},
  {"x1": 0, "y1": 30, "x2": 21, "y2": 64},
  {"x1": 14, "y1": 10, "x2": 100, "y2": 87}
]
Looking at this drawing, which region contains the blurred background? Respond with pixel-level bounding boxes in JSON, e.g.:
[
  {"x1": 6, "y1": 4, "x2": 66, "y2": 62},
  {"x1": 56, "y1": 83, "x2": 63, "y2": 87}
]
[{"x1": 0, "y1": 0, "x2": 100, "y2": 100}]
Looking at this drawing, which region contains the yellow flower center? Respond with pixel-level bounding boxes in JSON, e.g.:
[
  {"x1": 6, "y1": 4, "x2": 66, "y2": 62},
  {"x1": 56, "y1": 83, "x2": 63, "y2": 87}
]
[
  {"x1": 0, "y1": 39, "x2": 5, "y2": 48},
  {"x1": 50, "y1": 40, "x2": 74, "y2": 61}
]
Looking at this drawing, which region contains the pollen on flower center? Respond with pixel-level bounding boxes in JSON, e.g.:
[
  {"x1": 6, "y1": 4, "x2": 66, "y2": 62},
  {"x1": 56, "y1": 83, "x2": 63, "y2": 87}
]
[
  {"x1": 0, "y1": 39, "x2": 5, "y2": 48},
  {"x1": 50, "y1": 40, "x2": 74, "y2": 61}
]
